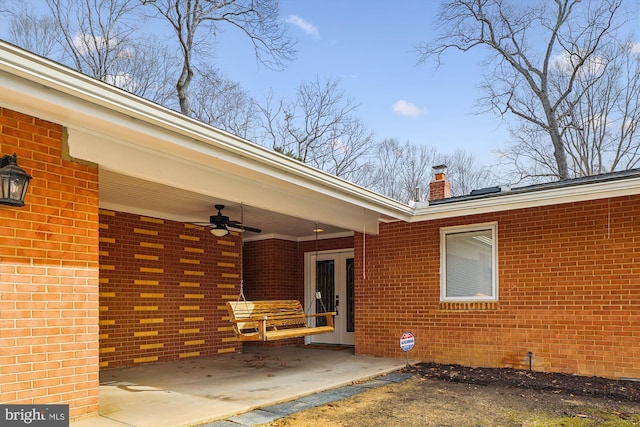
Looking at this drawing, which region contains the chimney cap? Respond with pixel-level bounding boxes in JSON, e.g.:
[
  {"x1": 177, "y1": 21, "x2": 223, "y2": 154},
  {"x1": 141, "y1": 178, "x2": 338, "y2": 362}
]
[{"x1": 432, "y1": 164, "x2": 447, "y2": 171}]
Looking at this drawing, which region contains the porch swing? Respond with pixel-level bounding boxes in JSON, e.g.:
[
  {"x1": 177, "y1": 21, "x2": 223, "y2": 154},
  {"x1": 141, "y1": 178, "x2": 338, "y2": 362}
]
[{"x1": 226, "y1": 210, "x2": 336, "y2": 342}]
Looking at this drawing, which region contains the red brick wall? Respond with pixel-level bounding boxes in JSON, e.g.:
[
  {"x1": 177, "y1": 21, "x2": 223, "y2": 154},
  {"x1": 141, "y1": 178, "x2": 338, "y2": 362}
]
[
  {"x1": 243, "y1": 236, "x2": 353, "y2": 347},
  {"x1": 355, "y1": 195, "x2": 640, "y2": 379},
  {"x1": 243, "y1": 236, "x2": 354, "y2": 302},
  {"x1": 243, "y1": 239, "x2": 299, "y2": 301},
  {"x1": 98, "y1": 211, "x2": 241, "y2": 367},
  {"x1": 0, "y1": 108, "x2": 100, "y2": 419}
]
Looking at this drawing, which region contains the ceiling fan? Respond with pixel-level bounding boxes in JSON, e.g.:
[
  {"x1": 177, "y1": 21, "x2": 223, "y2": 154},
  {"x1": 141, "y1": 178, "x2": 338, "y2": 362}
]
[{"x1": 195, "y1": 204, "x2": 261, "y2": 236}]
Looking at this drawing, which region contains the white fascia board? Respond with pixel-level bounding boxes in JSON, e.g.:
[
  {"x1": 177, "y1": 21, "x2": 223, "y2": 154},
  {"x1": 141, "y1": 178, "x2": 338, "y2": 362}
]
[
  {"x1": 411, "y1": 176, "x2": 640, "y2": 222},
  {"x1": 0, "y1": 41, "x2": 410, "y2": 222}
]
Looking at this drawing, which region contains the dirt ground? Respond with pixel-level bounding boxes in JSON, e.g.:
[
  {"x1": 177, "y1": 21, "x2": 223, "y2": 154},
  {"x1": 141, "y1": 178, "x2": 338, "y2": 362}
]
[{"x1": 260, "y1": 363, "x2": 640, "y2": 427}]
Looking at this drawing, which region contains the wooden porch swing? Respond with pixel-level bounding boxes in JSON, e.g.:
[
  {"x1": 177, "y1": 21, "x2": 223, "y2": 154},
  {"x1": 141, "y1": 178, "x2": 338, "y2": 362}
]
[
  {"x1": 226, "y1": 210, "x2": 335, "y2": 342},
  {"x1": 226, "y1": 299, "x2": 335, "y2": 342}
]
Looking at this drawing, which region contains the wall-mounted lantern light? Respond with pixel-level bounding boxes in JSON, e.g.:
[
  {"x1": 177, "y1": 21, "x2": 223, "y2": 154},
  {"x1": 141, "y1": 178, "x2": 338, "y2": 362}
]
[{"x1": 0, "y1": 153, "x2": 32, "y2": 207}]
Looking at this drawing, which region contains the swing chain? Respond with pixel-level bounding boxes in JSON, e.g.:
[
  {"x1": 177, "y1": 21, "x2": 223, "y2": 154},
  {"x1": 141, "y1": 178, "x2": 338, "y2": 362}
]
[{"x1": 238, "y1": 203, "x2": 247, "y2": 302}]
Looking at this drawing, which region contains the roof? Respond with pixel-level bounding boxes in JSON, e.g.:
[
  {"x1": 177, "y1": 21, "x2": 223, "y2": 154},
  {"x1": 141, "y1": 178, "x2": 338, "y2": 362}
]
[
  {"x1": 411, "y1": 168, "x2": 640, "y2": 222},
  {"x1": 430, "y1": 168, "x2": 640, "y2": 205}
]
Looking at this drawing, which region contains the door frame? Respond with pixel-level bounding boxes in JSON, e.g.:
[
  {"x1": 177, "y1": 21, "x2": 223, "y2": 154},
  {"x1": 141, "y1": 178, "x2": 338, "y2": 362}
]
[{"x1": 304, "y1": 248, "x2": 355, "y2": 345}]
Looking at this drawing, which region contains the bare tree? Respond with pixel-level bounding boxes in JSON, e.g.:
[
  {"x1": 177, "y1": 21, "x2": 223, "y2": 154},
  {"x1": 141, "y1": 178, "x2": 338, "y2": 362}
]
[
  {"x1": 500, "y1": 36, "x2": 640, "y2": 181},
  {"x1": 45, "y1": 0, "x2": 141, "y2": 80},
  {"x1": 110, "y1": 36, "x2": 180, "y2": 107},
  {"x1": 367, "y1": 139, "x2": 411, "y2": 201},
  {"x1": 442, "y1": 149, "x2": 494, "y2": 196},
  {"x1": 257, "y1": 77, "x2": 375, "y2": 181},
  {"x1": 350, "y1": 138, "x2": 405, "y2": 202},
  {"x1": 190, "y1": 63, "x2": 259, "y2": 139},
  {"x1": 355, "y1": 140, "x2": 494, "y2": 202},
  {"x1": 497, "y1": 125, "x2": 559, "y2": 184},
  {"x1": 396, "y1": 142, "x2": 439, "y2": 202},
  {"x1": 417, "y1": 0, "x2": 631, "y2": 180},
  {"x1": 4, "y1": 7, "x2": 59, "y2": 57},
  {"x1": 4, "y1": 0, "x2": 278, "y2": 119},
  {"x1": 2, "y1": 0, "x2": 179, "y2": 106},
  {"x1": 142, "y1": 0, "x2": 296, "y2": 116},
  {"x1": 561, "y1": 38, "x2": 640, "y2": 175},
  {"x1": 2, "y1": 0, "x2": 139, "y2": 75},
  {"x1": 321, "y1": 116, "x2": 375, "y2": 180},
  {"x1": 354, "y1": 138, "x2": 438, "y2": 203}
]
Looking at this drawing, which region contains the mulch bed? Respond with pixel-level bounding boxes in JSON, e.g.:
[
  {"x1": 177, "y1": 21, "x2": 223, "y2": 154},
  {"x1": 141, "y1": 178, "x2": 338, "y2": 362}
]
[
  {"x1": 404, "y1": 362, "x2": 640, "y2": 402},
  {"x1": 297, "y1": 344, "x2": 353, "y2": 351}
]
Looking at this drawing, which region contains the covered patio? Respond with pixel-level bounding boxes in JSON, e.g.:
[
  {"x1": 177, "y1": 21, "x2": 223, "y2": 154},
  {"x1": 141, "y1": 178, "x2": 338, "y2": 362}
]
[
  {"x1": 1, "y1": 41, "x2": 413, "y2": 422},
  {"x1": 71, "y1": 346, "x2": 408, "y2": 426}
]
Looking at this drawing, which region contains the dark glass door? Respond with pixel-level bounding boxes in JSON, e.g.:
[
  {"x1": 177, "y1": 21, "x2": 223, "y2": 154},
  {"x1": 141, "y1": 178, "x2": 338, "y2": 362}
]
[{"x1": 309, "y1": 251, "x2": 354, "y2": 345}]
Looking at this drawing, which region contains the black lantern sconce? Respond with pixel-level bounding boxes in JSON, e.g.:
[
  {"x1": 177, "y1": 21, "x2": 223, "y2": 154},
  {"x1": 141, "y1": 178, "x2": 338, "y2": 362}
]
[{"x1": 0, "y1": 153, "x2": 32, "y2": 207}]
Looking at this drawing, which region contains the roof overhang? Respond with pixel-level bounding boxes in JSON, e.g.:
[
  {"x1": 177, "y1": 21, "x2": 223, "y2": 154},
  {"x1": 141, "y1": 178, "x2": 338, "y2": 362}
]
[
  {"x1": 0, "y1": 41, "x2": 410, "y2": 238},
  {"x1": 411, "y1": 172, "x2": 640, "y2": 222}
]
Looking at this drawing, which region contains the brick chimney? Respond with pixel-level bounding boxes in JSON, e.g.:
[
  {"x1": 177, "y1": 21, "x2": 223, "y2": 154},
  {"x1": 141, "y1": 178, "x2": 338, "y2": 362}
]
[{"x1": 429, "y1": 164, "x2": 451, "y2": 201}]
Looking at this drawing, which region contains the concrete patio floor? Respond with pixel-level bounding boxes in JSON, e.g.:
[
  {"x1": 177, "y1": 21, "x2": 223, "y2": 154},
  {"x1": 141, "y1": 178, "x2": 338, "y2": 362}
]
[{"x1": 71, "y1": 346, "x2": 409, "y2": 427}]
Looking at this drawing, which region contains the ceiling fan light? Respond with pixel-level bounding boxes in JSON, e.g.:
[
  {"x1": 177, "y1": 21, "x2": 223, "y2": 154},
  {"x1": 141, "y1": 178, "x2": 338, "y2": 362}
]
[{"x1": 211, "y1": 224, "x2": 229, "y2": 237}]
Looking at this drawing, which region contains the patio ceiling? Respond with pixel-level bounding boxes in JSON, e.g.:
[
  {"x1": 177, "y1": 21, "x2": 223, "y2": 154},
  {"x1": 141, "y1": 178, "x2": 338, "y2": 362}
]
[
  {"x1": 62, "y1": 115, "x2": 407, "y2": 241},
  {"x1": 98, "y1": 169, "x2": 353, "y2": 239}
]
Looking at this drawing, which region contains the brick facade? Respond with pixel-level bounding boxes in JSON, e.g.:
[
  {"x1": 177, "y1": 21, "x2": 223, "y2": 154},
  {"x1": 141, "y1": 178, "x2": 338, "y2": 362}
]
[
  {"x1": 355, "y1": 195, "x2": 640, "y2": 379},
  {"x1": 242, "y1": 236, "x2": 354, "y2": 347},
  {"x1": 0, "y1": 108, "x2": 100, "y2": 420},
  {"x1": 243, "y1": 236, "x2": 354, "y2": 302},
  {"x1": 3, "y1": 101, "x2": 639, "y2": 427},
  {"x1": 243, "y1": 239, "x2": 299, "y2": 301},
  {"x1": 98, "y1": 210, "x2": 242, "y2": 367}
]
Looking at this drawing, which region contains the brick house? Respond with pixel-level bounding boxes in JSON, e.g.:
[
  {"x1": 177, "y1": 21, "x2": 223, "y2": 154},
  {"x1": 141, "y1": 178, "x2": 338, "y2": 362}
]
[{"x1": 1, "y1": 42, "x2": 639, "y2": 421}]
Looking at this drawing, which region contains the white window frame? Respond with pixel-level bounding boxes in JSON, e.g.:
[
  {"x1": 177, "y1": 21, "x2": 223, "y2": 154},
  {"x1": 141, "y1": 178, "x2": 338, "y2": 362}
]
[{"x1": 440, "y1": 222, "x2": 498, "y2": 302}]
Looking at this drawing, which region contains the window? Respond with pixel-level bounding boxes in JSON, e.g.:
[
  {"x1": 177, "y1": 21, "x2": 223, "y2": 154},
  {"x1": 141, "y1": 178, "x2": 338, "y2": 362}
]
[{"x1": 440, "y1": 223, "x2": 497, "y2": 301}]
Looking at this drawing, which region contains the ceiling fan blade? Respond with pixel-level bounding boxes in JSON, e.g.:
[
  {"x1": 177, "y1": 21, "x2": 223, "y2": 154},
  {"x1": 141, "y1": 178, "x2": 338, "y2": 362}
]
[
  {"x1": 191, "y1": 205, "x2": 261, "y2": 233},
  {"x1": 227, "y1": 224, "x2": 262, "y2": 233},
  {"x1": 228, "y1": 220, "x2": 261, "y2": 233}
]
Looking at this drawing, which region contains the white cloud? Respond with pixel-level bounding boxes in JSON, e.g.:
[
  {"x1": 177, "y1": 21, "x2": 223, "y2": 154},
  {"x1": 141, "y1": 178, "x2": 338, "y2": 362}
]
[
  {"x1": 285, "y1": 15, "x2": 320, "y2": 39},
  {"x1": 105, "y1": 73, "x2": 135, "y2": 91},
  {"x1": 331, "y1": 137, "x2": 349, "y2": 154},
  {"x1": 73, "y1": 33, "x2": 113, "y2": 55},
  {"x1": 392, "y1": 100, "x2": 427, "y2": 118},
  {"x1": 551, "y1": 51, "x2": 607, "y2": 76},
  {"x1": 627, "y1": 41, "x2": 640, "y2": 55}
]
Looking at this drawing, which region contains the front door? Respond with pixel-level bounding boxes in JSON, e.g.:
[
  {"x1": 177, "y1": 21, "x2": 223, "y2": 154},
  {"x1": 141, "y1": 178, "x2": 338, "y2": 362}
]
[{"x1": 305, "y1": 249, "x2": 355, "y2": 345}]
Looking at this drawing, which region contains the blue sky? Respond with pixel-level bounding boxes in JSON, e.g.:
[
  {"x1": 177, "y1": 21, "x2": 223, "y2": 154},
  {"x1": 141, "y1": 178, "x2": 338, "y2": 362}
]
[
  {"x1": 5, "y1": 1, "x2": 639, "y2": 170},
  {"x1": 212, "y1": 1, "x2": 508, "y2": 166},
  {"x1": 0, "y1": 0, "x2": 511, "y2": 167}
]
